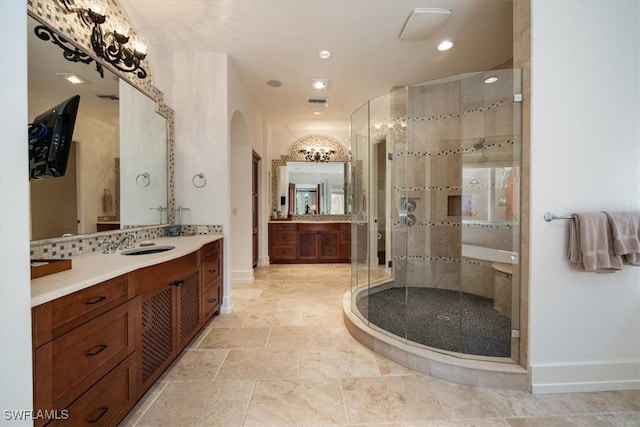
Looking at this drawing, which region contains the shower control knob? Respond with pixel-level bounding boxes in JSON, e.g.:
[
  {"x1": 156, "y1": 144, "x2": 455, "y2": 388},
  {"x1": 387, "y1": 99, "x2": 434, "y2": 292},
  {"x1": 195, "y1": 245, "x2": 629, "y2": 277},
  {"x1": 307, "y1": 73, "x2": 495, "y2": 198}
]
[{"x1": 405, "y1": 214, "x2": 417, "y2": 227}]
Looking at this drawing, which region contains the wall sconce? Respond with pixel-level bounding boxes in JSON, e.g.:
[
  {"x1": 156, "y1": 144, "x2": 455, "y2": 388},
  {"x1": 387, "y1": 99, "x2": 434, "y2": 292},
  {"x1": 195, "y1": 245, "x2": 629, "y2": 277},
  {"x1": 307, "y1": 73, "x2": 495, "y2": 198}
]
[
  {"x1": 299, "y1": 148, "x2": 335, "y2": 162},
  {"x1": 56, "y1": 0, "x2": 148, "y2": 79}
]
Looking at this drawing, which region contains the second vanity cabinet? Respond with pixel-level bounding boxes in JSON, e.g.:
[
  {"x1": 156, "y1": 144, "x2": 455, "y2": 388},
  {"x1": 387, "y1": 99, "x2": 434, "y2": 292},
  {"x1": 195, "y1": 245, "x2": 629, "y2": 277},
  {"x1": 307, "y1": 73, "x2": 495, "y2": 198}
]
[
  {"x1": 269, "y1": 222, "x2": 350, "y2": 263},
  {"x1": 32, "y1": 238, "x2": 224, "y2": 426}
]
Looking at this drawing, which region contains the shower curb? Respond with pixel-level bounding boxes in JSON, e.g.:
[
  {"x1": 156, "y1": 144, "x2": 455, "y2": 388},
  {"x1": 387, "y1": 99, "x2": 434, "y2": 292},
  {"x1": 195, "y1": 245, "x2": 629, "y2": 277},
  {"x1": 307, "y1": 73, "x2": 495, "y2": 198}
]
[{"x1": 343, "y1": 290, "x2": 530, "y2": 391}]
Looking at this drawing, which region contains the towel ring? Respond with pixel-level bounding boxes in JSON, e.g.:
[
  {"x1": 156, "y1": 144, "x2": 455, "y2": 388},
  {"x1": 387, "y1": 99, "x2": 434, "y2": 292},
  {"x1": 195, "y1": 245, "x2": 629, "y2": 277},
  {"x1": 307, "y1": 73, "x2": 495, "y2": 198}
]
[
  {"x1": 192, "y1": 173, "x2": 207, "y2": 188},
  {"x1": 136, "y1": 172, "x2": 150, "y2": 187}
]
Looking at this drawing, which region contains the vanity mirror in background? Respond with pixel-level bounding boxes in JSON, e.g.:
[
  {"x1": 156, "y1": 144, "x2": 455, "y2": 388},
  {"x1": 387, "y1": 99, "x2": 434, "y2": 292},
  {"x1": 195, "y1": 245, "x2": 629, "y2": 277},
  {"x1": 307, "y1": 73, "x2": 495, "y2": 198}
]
[
  {"x1": 278, "y1": 161, "x2": 347, "y2": 216},
  {"x1": 27, "y1": 14, "x2": 169, "y2": 240}
]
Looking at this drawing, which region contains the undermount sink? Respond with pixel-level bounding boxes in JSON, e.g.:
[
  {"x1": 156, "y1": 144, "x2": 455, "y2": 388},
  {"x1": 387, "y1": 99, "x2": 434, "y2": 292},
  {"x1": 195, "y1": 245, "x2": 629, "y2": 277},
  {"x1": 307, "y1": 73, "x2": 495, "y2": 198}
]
[{"x1": 120, "y1": 245, "x2": 175, "y2": 256}]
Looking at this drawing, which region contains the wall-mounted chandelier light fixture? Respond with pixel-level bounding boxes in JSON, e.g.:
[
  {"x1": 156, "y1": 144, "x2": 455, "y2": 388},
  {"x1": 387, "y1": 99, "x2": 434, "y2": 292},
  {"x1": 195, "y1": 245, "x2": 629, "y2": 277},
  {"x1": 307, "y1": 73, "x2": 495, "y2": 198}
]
[
  {"x1": 55, "y1": 0, "x2": 149, "y2": 79},
  {"x1": 299, "y1": 148, "x2": 335, "y2": 162}
]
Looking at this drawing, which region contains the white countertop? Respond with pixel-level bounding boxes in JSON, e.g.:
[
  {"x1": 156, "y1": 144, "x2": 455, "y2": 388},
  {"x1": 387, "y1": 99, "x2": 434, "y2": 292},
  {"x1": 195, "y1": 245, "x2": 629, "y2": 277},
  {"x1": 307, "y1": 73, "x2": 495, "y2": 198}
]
[{"x1": 31, "y1": 235, "x2": 223, "y2": 307}]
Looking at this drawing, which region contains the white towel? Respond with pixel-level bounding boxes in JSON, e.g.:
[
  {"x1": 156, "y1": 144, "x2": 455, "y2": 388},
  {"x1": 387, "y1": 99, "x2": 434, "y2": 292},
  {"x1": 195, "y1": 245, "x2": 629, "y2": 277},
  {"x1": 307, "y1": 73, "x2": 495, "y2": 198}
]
[
  {"x1": 603, "y1": 211, "x2": 640, "y2": 266},
  {"x1": 568, "y1": 213, "x2": 622, "y2": 272}
]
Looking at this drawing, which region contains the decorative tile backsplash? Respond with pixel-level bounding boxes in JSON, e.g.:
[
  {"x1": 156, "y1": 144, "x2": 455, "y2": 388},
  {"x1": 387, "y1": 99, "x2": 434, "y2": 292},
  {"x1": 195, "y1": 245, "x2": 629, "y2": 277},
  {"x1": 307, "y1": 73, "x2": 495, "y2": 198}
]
[{"x1": 30, "y1": 224, "x2": 223, "y2": 259}]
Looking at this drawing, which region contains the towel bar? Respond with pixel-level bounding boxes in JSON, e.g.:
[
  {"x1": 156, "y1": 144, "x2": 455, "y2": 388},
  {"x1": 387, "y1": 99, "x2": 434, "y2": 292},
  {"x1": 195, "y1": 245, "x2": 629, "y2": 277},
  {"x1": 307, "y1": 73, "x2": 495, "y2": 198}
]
[{"x1": 544, "y1": 212, "x2": 572, "y2": 222}]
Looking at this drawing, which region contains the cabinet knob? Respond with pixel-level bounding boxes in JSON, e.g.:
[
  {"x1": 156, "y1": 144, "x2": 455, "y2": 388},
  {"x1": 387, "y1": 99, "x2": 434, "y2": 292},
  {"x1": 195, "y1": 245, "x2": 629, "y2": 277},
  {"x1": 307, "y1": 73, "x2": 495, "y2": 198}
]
[
  {"x1": 172, "y1": 280, "x2": 184, "y2": 287},
  {"x1": 208, "y1": 298, "x2": 217, "y2": 304}
]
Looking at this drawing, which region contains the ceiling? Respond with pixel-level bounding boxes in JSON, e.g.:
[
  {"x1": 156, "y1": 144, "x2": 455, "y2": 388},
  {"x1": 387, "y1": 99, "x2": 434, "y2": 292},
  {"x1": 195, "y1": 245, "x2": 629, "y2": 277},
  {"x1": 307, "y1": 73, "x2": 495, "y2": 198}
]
[{"x1": 119, "y1": 0, "x2": 514, "y2": 135}]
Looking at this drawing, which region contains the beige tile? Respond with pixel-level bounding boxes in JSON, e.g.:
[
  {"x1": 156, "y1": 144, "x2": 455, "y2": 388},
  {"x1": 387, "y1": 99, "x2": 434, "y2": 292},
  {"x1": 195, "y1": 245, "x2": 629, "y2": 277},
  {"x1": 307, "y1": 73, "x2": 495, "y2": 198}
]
[
  {"x1": 506, "y1": 413, "x2": 640, "y2": 426},
  {"x1": 162, "y1": 349, "x2": 228, "y2": 381},
  {"x1": 244, "y1": 378, "x2": 348, "y2": 426},
  {"x1": 408, "y1": 420, "x2": 511, "y2": 427},
  {"x1": 136, "y1": 379, "x2": 253, "y2": 426},
  {"x1": 208, "y1": 311, "x2": 250, "y2": 328},
  {"x1": 119, "y1": 380, "x2": 168, "y2": 426},
  {"x1": 267, "y1": 325, "x2": 334, "y2": 348},
  {"x1": 341, "y1": 375, "x2": 449, "y2": 423},
  {"x1": 428, "y1": 378, "x2": 548, "y2": 419},
  {"x1": 533, "y1": 390, "x2": 640, "y2": 416},
  {"x1": 299, "y1": 347, "x2": 381, "y2": 379},
  {"x1": 243, "y1": 310, "x2": 305, "y2": 327},
  {"x1": 198, "y1": 327, "x2": 270, "y2": 349},
  {"x1": 216, "y1": 348, "x2": 300, "y2": 380}
]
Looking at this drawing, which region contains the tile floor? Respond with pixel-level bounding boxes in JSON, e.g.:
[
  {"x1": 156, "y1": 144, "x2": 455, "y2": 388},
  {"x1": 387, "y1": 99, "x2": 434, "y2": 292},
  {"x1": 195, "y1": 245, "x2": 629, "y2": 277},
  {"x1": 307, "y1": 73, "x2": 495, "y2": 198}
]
[{"x1": 123, "y1": 264, "x2": 640, "y2": 427}]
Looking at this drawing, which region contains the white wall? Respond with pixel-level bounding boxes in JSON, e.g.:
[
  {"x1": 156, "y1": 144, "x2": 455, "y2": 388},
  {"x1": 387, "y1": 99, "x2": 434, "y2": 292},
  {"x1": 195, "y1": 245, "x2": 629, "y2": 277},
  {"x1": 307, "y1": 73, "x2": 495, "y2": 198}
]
[
  {"x1": 172, "y1": 52, "x2": 231, "y2": 311},
  {"x1": 0, "y1": 0, "x2": 33, "y2": 423},
  {"x1": 529, "y1": 0, "x2": 640, "y2": 393}
]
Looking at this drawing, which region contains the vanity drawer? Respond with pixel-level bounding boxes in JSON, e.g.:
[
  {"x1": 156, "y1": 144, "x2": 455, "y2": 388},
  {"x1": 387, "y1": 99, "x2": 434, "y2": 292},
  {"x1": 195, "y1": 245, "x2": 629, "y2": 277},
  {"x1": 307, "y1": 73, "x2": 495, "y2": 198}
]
[
  {"x1": 34, "y1": 300, "x2": 135, "y2": 413},
  {"x1": 202, "y1": 250, "x2": 221, "y2": 284},
  {"x1": 270, "y1": 223, "x2": 296, "y2": 231},
  {"x1": 270, "y1": 246, "x2": 297, "y2": 259},
  {"x1": 202, "y1": 240, "x2": 221, "y2": 258},
  {"x1": 130, "y1": 252, "x2": 199, "y2": 295},
  {"x1": 271, "y1": 230, "x2": 296, "y2": 245},
  {"x1": 202, "y1": 281, "x2": 221, "y2": 320},
  {"x1": 48, "y1": 355, "x2": 135, "y2": 427},
  {"x1": 33, "y1": 274, "x2": 131, "y2": 347}
]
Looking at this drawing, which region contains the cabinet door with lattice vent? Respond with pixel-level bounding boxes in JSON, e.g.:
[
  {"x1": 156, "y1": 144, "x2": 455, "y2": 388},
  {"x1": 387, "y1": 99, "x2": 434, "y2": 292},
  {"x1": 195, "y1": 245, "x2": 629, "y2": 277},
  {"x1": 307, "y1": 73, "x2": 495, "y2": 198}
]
[
  {"x1": 178, "y1": 271, "x2": 201, "y2": 348},
  {"x1": 139, "y1": 285, "x2": 175, "y2": 392}
]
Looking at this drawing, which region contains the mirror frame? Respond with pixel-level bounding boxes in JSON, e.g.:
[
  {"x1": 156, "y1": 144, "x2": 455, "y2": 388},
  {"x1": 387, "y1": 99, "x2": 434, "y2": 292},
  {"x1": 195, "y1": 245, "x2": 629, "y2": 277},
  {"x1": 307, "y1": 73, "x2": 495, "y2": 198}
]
[
  {"x1": 271, "y1": 135, "x2": 351, "y2": 218},
  {"x1": 27, "y1": 1, "x2": 175, "y2": 244}
]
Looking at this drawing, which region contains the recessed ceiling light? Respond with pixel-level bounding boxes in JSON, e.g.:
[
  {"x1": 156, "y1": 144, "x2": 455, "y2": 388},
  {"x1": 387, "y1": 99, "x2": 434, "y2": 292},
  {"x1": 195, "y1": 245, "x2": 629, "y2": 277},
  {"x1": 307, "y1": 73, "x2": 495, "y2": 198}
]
[
  {"x1": 312, "y1": 111, "x2": 322, "y2": 115},
  {"x1": 266, "y1": 79, "x2": 282, "y2": 87},
  {"x1": 311, "y1": 79, "x2": 328, "y2": 90},
  {"x1": 318, "y1": 50, "x2": 332, "y2": 59},
  {"x1": 484, "y1": 76, "x2": 499, "y2": 84},
  {"x1": 57, "y1": 73, "x2": 84, "y2": 84},
  {"x1": 437, "y1": 40, "x2": 453, "y2": 51}
]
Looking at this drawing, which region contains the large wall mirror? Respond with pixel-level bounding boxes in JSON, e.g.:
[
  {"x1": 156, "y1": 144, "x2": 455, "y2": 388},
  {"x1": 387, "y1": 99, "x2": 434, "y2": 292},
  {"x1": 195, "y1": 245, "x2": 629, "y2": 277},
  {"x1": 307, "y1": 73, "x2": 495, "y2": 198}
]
[
  {"x1": 27, "y1": 13, "x2": 170, "y2": 241},
  {"x1": 271, "y1": 135, "x2": 352, "y2": 217}
]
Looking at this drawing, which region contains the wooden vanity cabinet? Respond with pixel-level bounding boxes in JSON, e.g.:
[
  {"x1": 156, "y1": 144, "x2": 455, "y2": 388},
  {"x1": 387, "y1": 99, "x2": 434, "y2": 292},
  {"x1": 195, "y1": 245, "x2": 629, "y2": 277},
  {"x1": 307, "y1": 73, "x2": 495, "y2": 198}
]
[
  {"x1": 129, "y1": 252, "x2": 201, "y2": 395},
  {"x1": 201, "y1": 240, "x2": 223, "y2": 323},
  {"x1": 32, "y1": 275, "x2": 136, "y2": 427},
  {"x1": 269, "y1": 223, "x2": 297, "y2": 262},
  {"x1": 32, "y1": 239, "x2": 224, "y2": 426},
  {"x1": 297, "y1": 223, "x2": 340, "y2": 261},
  {"x1": 269, "y1": 222, "x2": 350, "y2": 263}
]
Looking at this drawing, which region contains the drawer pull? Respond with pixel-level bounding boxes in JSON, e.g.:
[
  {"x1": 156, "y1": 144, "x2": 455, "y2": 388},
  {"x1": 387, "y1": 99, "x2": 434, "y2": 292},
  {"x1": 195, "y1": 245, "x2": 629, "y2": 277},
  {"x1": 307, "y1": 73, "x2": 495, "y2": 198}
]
[
  {"x1": 86, "y1": 344, "x2": 108, "y2": 357},
  {"x1": 87, "y1": 407, "x2": 109, "y2": 423},
  {"x1": 85, "y1": 296, "x2": 107, "y2": 305},
  {"x1": 207, "y1": 269, "x2": 218, "y2": 274},
  {"x1": 172, "y1": 280, "x2": 184, "y2": 287},
  {"x1": 208, "y1": 298, "x2": 218, "y2": 303}
]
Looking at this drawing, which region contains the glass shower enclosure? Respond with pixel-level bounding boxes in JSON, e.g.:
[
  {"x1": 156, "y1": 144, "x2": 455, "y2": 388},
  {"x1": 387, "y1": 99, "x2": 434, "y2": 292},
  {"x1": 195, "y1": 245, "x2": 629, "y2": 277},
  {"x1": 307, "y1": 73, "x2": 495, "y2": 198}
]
[{"x1": 350, "y1": 69, "x2": 522, "y2": 362}]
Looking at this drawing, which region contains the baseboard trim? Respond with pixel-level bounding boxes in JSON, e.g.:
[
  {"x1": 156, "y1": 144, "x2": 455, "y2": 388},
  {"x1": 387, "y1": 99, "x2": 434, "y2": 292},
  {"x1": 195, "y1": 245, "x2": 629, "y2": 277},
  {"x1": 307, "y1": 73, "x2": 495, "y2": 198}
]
[
  {"x1": 258, "y1": 256, "x2": 269, "y2": 267},
  {"x1": 531, "y1": 360, "x2": 640, "y2": 393},
  {"x1": 231, "y1": 269, "x2": 254, "y2": 284}
]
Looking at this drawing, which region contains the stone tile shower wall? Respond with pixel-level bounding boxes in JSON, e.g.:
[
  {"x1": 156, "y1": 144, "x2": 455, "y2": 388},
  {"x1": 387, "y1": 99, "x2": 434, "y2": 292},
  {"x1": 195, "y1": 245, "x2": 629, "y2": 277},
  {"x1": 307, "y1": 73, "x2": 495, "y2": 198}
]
[{"x1": 392, "y1": 71, "x2": 521, "y2": 300}]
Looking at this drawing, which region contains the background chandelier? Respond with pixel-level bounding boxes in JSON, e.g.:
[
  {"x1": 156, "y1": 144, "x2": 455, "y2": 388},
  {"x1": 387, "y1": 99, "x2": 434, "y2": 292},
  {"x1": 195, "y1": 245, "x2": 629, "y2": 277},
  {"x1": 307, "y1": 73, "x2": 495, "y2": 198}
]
[
  {"x1": 56, "y1": 0, "x2": 149, "y2": 79},
  {"x1": 299, "y1": 148, "x2": 335, "y2": 162}
]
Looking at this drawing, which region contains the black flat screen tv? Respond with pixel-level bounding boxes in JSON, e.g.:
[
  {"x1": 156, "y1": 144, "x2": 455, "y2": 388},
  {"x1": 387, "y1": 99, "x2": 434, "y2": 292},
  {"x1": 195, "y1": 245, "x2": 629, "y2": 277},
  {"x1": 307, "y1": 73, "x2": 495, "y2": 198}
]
[{"x1": 28, "y1": 94, "x2": 80, "y2": 180}]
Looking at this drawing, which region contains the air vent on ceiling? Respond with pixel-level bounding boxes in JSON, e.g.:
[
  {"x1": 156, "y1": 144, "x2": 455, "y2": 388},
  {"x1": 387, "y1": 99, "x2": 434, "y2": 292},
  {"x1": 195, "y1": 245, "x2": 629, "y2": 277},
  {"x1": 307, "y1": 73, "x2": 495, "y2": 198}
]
[
  {"x1": 400, "y1": 8, "x2": 451, "y2": 40},
  {"x1": 307, "y1": 96, "x2": 328, "y2": 106},
  {"x1": 97, "y1": 94, "x2": 119, "y2": 101}
]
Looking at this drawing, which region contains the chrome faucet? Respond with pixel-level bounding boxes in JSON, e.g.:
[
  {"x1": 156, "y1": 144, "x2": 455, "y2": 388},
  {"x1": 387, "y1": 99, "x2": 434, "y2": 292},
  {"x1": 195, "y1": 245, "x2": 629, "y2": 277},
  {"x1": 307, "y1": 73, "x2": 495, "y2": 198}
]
[{"x1": 102, "y1": 233, "x2": 136, "y2": 253}]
